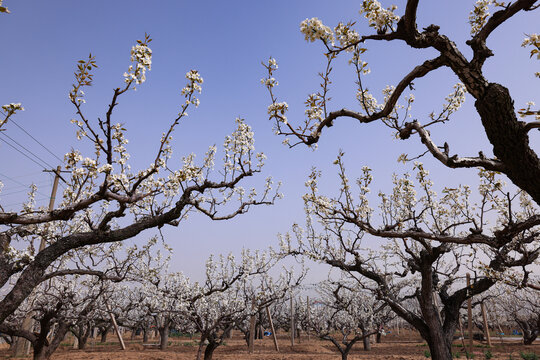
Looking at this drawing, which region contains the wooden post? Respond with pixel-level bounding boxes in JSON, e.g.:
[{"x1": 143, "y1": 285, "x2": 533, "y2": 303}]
[
  {"x1": 458, "y1": 316, "x2": 469, "y2": 359},
  {"x1": 290, "y1": 294, "x2": 295, "y2": 347},
  {"x1": 306, "y1": 296, "x2": 310, "y2": 342},
  {"x1": 467, "y1": 273, "x2": 473, "y2": 353},
  {"x1": 481, "y1": 302, "x2": 492, "y2": 346},
  {"x1": 496, "y1": 322, "x2": 504, "y2": 345},
  {"x1": 248, "y1": 298, "x2": 256, "y2": 353},
  {"x1": 106, "y1": 303, "x2": 125, "y2": 350},
  {"x1": 265, "y1": 306, "x2": 279, "y2": 352}
]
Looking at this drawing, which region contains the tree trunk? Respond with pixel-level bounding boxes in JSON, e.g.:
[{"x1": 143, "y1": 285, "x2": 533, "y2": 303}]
[
  {"x1": 143, "y1": 328, "x2": 149, "y2": 343},
  {"x1": 33, "y1": 322, "x2": 70, "y2": 360},
  {"x1": 203, "y1": 341, "x2": 220, "y2": 360},
  {"x1": 425, "y1": 337, "x2": 453, "y2": 360},
  {"x1": 361, "y1": 329, "x2": 371, "y2": 351},
  {"x1": 100, "y1": 327, "x2": 109, "y2": 343},
  {"x1": 421, "y1": 321, "x2": 455, "y2": 360},
  {"x1": 362, "y1": 334, "x2": 370, "y2": 351},
  {"x1": 78, "y1": 332, "x2": 89, "y2": 350},
  {"x1": 74, "y1": 325, "x2": 90, "y2": 350},
  {"x1": 158, "y1": 323, "x2": 169, "y2": 350},
  {"x1": 516, "y1": 318, "x2": 539, "y2": 345},
  {"x1": 376, "y1": 332, "x2": 382, "y2": 343},
  {"x1": 242, "y1": 330, "x2": 250, "y2": 346},
  {"x1": 196, "y1": 335, "x2": 206, "y2": 360},
  {"x1": 523, "y1": 332, "x2": 537, "y2": 346}
]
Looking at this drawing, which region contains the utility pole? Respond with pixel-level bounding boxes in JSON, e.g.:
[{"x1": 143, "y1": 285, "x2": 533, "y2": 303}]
[
  {"x1": 12, "y1": 166, "x2": 64, "y2": 356},
  {"x1": 40, "y1": 165, "x2": 63, "y2": 251}
]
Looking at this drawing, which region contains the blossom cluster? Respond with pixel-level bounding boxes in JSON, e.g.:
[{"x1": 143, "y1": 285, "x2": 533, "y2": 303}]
[
  {"x1": 359, "y1": 0, "x2": 400, "y2": 33},
  {"x1": 0, "y1": 102, "x2": 24, "y2": 129},
  {"x1": 357, "y1": 89, "x2": 382, "y2": 114},
  {"x1": 469, "y1": 0, "x2": 506, "y2": 35},
  {"x1": 522, "y1": 33, "x2": 540, "y2": 78},
  {"x1": 181, "y1": 70, "x2": 204, "y2": 108},
  {"x1": 300, "y1": 17, "x2": 335, "y2": 44},
  {"x1": 223, "y1": 118, "x2": 257, "y2": 171},
  {"x1": 267, "y1": 102, "x2": 289, "y2": 124},
  {"x1": 1, "y1": 102, "x2": 24, "y2": 113},
  {"x1": 124, "y1": 36, "x2": 152, "y2": 85},
  {"x1": 304, "y1": 93, "x2": 323, "y2": 123},
  {"x1": 334, "y1": 22, "x2": 360, "y2": 50}
]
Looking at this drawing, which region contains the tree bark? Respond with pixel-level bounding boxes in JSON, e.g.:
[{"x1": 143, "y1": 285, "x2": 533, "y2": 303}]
[
  {"x1": 516, "y1": 318, "x2": 539, "y2": 345},
  {"x1": 142, "y1": 328, "x2": 149, "y2": 343},
  {"x1": 475, "y1": 82, "x2": 540, "y2": 205},
  {"x1": 158, "y1": 323, "x2": 169, "y2": 350},
  {"x1": 361, "y1": 328, "x2": 371, "y2": 351},
  {"x1": 73, "y1": 324, "x2": 91, "y2": 350},
  {"x1": 203, "y1": 341, "x2": 220, "y2": 360},
  {"x1": 33, "y1": 322, "x2": 70, "y2": 360},
  {"x1": 99, "y1": 326, "x2": 109, "y2": 343},
  {"x1": 424, "y1": 333, "x2": 453, "y2": 360},
  {"x1": 362, "y1": 334, "x2": 371, "y2": 351}
]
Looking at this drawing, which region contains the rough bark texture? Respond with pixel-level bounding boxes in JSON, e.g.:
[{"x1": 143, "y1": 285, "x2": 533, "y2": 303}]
[
  {"x1": 362, "y1": 333, "x2": 371, "y2": 351},
  {"x1": 73, "y1": 324, "x2": 91, "y2": 350},
  {"x1": 158, "y1": 323, "x2": 169, "y2": 350},
  {"x1": 475, "y1": 83, "x2": 540, "y2": 204},
  {"x1": 142, "y1": 328, "x2": 149, "y2": 343},
  {"x1": 33, "y1": 322, "x2": 69, "y2": 360},
  {"x1": 516, "y1": 318, "x2": 540, "y2": 345},
  {"x1": 99, "y1": 327, "x2": 109, "y2": 343},
  {"x1": 203, "y1": 341, "x2": 219, "y2": 360}
]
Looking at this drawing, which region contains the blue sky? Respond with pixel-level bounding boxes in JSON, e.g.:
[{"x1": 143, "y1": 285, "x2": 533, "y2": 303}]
[{"x1": 1, "y1": 1, "x2": 538, "y2": 279}]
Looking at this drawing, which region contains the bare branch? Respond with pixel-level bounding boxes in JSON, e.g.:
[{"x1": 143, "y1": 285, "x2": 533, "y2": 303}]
[
  {"x1": 399, "y1": 121, "x2": 506, "y2": 172},
  {"x1": 304, "y1": 56, "x2": 446, "y2": 145}
]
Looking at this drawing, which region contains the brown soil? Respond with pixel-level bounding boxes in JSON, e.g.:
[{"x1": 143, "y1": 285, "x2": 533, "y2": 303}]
[{"x1": 1, "y1": 332, "x2": 538, "y2": 360}]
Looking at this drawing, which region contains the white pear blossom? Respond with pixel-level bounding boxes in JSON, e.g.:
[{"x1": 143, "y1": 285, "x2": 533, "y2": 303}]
[{"x1": 300, "y1": 17, "x2": 335, "y2": 44}]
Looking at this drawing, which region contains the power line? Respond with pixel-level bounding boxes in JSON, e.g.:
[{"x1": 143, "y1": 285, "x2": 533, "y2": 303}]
[
  {"x1": 0, "y1": 179, "x2": 49, "y2": 189},
  {"x1": 1, "y1": 183, "x2": 51, "y2": 196},
  {"x1": 0, "y1": 135, "x2": 49, "y2": 170},
  {"x1": 0, "y1": 132, "x2": 55, "y2": 169},
  {"x1": 10, "y1": 119, "x2": 64, "y2": 163},
  {"x1": 0, "y1": 171, "x2": 33, "y2": 188},
  {"x1": 0, "y1": 171, "x2": 50, "y2": 198},
  {"x1": 2, "y1": 198, "x2": 49, "y2": 209},
  {"x1": 5, "y1": 171, "x2": 45, "y2": 179},
  {"x1": 1, "y1": 109, "x2": 65, "y2": 169}
]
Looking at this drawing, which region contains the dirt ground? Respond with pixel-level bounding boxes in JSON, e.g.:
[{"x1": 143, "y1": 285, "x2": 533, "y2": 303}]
[{"x1": 1, "y1": 331, "x2": 538, "y2": 359}]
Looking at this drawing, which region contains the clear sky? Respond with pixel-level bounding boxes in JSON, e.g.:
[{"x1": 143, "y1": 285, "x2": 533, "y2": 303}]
[{"x1": 0, "y1": 1, "x2": 538, "y2": 280}]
